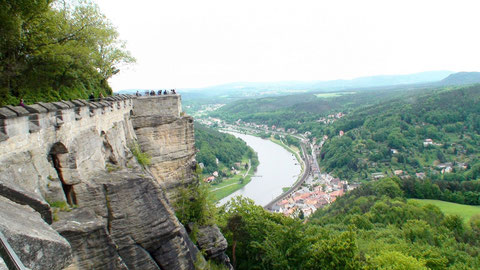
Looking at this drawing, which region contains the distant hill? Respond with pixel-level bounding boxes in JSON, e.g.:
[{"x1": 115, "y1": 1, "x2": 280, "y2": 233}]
[
  {"x1": 181, "y1": 70, "x2": 453, "y2": 97},
  {"x1": 439, "y1": 72, "x2": 480, "y2": 86}
]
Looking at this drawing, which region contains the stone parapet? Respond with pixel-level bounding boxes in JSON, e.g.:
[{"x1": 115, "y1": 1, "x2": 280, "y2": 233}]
[
  {"x1": 0, "y1": 95, "x2": 134, "y2": 142},
  {"x1": 133, "y1": 95, "x2": 182, "y2": 118}
]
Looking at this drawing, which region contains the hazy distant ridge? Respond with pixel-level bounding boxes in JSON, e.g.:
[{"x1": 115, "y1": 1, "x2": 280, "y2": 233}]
[{"x1": 438, "y1": 71, "x2": 480, "y2": 86}]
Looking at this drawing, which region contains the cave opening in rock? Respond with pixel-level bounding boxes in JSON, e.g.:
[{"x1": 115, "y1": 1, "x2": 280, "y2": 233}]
[{"x1": 49, "y1": 142, "x2": 77, "y2": 206}]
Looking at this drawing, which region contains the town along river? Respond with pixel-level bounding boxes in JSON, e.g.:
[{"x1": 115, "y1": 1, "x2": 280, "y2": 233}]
[{"x1": 218, "y1": 131, "x2": 301, "y2": 207}]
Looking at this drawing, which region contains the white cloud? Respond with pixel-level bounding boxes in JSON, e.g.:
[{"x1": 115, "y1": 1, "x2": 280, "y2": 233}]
[{"x1": 95, "y1": 0, "x2": 480, "y2": 90}]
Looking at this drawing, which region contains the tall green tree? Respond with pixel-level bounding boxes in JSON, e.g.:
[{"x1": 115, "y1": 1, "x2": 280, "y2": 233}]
[{"x1": 0, "y1": 0, "x2": 135, "y2": 105}]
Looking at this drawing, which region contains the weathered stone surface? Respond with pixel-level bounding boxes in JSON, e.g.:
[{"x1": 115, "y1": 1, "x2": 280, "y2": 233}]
[
  {"x1": 88, "y1": 102, "x2": 99, "y2": 109},
  {"x1": 0, "y1": 132, "x2": 8, "y2": 142},
  {"x1": 103, "y1": 172, "x2": 200, "y2": 269},
  {"x1": 72, "y1": 99, "x2": 89, "y2": 106},
  {"x1": 197, "y1": 225, "x2": 233, "y2": 269},
  {"x1": 36, "y1": 102, "x2": 59, "y2": 112},
  {"x1": 0, "y1": 196, "x2": 72, "y2": 270},
  {"x1": 0, "y1": 96, "x2": 231, "y2": 269},
  {"x1": 61, "y1": 101, "x2": 76, "y2": 108},
  {"x1": 0, "y1": 180, "x2": 52, "y2": 224},
  {"x1": 132, "y1": 115, "x2": 196, "y2": 198},
  {"x1": 52, "y1": 102, "x2": 71, "y2": 109},
  {"x1": 65, "y1": 171, "x2": 202, "y2": 269},
  {"x1": 0, "y1": 257, "x2": 7, "y2": 270},
  {"x1": 53, "y1": 208, "x2": 128, "y2": 270},
  {"x1": 133, "y1": 96, "x2": 181, "y2": 118},
  {"x1": 0, "y1": 107, "x2": 17, "y2": 119},
  {"x1": 5, "y1": 105, "x2": 29, "y2": 116},
  {"x1": 24, "y1": 104, "x2": 48, "y2": 114}
]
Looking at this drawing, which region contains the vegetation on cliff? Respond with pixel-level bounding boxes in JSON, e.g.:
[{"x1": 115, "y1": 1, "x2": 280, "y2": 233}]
[
  {"x1": 0, "y1": 0, "x2": 134, "y2": 106},
  {"x1": 195, "y1": 123, "x2": 258, "y2": 175},
  {"x1": 217, "y1": 179, "x2": 480, "y2": 269}
]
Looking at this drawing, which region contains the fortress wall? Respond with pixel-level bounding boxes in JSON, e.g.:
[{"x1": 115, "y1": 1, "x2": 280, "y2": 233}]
[
  {"x1": 132, "y1": 95, "x2": 182, "y2": 117},
  {"x1": 0, "y1": 96, "x2": 135, "y2": 201}
]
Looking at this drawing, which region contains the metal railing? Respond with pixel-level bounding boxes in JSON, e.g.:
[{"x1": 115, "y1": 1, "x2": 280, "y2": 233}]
[{"x1": 0, "y1": 231, "x2": 26, "y2": 270}]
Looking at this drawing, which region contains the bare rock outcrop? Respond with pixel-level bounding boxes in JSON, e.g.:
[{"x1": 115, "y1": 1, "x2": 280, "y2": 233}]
[
  {"x1": 53, "y1": 208, "x2": 128, "y2": 269},
  {"x1": 197, "y1": 225, "x2": 233, "y2": 269},
  {"x1": 0, "y1": 96, "x2": 231, "y2": 269},
  {"x1": 132, "y1": 115, "x2": 196, "y2": 200},
  {"x1": 0, "y1": 196, "x2": 72, "y2": 270},
  {"x1": 54, "y1": 171, "x2": 203, "y2": 270}
]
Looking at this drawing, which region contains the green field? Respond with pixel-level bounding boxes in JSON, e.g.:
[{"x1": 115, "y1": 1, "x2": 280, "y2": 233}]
[
  {"x1": 409, "y1": 199, "x2": 480, "y2": 222},
  {"x1": 208, "y1": 157, "x2": 255, "y2": 202}
]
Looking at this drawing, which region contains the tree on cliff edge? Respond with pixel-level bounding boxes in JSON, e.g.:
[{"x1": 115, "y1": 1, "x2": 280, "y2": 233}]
[{"x1": 0, "y1": 0, "x2": 135, "y2": 105}]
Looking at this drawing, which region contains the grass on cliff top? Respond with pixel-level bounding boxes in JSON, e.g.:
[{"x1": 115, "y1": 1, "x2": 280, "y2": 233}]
[{"x1": 409, "y1": 199, "x2": 480, "y2": 222}]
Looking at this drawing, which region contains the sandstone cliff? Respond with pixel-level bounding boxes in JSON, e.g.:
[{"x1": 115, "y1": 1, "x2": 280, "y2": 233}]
[{"x1": 0, "y1": 95, "x2": 231, "y2": 269}]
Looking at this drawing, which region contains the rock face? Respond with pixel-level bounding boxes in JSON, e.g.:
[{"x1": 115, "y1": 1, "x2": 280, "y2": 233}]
[
  {"x1": 53, "y1": 208, "x2": 128, "y2": 270},
  {"x1": 0, "y1": 196, "x2": 72, "y2": 270},
  {"x1": 53, "y1": 171, "x2": 203, "y2": 269},
  {"x1": 197, "y1": 225, "x2": 233, "y2": 269},
  {"x1": 0, "y1": 95, "x2": 231, "y2": 269},
  {"x1": 132, "y1": 115, "x2": 196, "y2": 199}
]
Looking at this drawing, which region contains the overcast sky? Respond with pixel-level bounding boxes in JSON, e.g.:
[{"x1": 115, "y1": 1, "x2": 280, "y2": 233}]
[{"x1": 95, "y1": 0, "x2": 480, "y2": 91}]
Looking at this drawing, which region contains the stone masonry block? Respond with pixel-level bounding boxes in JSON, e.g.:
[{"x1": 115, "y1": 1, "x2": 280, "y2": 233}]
[
  {"x1": 0, "y1": 107, "x2": 17, "y2": 119},
  {"x1": 24, "y1": 104, "x2": 48, "y2": 114},
  {"x1": 37, "y1": 102, "x2": 59, "y2": 112},
  {"x1": 51, "y1": 102, "x2": 71, "y2": 109},
  {"x1": 4, "y1": 105, "x2": 29, "y2": 116}
]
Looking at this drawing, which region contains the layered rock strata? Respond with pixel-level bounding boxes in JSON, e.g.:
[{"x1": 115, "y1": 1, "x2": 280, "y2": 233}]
[
  {"x1": 54, "y1": 171, "x2": 202, "y2": 269},
  {"x1": 0, "y1": 196, "x2": 72, "y2": 270},
  {"x1": 132, "y1": 115, "x2": 196, "y2": 198},
  {"x1": 0, "y1": 95, "x2": 230, "y2": 269}
]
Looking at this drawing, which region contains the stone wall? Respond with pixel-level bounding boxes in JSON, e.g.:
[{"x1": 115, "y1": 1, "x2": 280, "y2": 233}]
[
  {"x1": 132, "y1": 95, "x2": 182, "y2": 118},
  {"x1": 0, "y1": 94, "x2": 231, "y2": 269},
  {"x1": 0, "y1": 96, "x2": 135, "y2": 204},
  {"x1": 132, "y1": 95, "x2": 196, "y2": 198}
]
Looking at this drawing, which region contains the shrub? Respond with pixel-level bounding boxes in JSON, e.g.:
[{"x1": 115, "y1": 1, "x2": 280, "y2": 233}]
[{"x1": 130, "y1": 142, "x2": 151, "y2": 167}]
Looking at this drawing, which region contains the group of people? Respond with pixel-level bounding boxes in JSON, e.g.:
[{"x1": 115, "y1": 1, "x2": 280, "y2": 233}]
[{"x1": 136, "y1": 89, "x2": 176, "y2": 96}]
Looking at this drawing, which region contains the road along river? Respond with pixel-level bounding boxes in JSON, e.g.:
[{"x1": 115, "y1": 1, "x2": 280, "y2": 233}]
[{"x1": 218, "y1": 132, "x2": 302, "y2": 207}]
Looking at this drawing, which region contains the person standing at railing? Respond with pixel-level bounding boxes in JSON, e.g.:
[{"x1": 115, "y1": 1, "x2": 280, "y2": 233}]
[
  {"x1": 19, "y1": 99, "x2": 25, "y2": 107},
  {"x1": 89, "y1": 92, "x2": 95, "y2": 101}
]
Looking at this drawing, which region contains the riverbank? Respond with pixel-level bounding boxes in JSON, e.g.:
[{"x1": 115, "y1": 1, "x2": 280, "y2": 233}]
[
  {"x1": 217, "y1": 131, "x2": 302, "y2": 206},
  {"x1": 208, "y1": 128, "x2": 306, "y2": 203},
  {"x1": 208, "y1": 157, "x2": 256, "y2": 201}
]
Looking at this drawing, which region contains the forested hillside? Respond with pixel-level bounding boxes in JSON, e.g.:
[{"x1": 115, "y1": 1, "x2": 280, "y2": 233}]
[
  {"x1": 217, "y1": 178, "x2": 480, "y2": 269},
  {"x1": 195, "y1": 123, "x2": 258, "y2": 174},
  {"x1": 320, "y1": 85, "x2": 480, "y2": 184},
  {"x1": 210, "y1": 83, "x2": 440, "y2": 140},
  {"x1": 0, "y1": 0, "x2": 134, "y2": 106}
]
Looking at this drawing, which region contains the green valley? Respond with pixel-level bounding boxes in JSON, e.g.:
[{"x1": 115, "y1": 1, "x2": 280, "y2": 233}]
[{"x1": 194, "y1": 123, "x2": 259, "y2": 201}]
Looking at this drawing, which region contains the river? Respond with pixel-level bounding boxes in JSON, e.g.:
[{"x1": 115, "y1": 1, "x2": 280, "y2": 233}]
[{"x1": 218, "y1": 131, "x2": 301, "y2": 206}]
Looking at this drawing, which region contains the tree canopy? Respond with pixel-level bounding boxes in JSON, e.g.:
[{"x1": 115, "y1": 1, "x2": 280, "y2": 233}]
[
  {"x1": 0, "y1": 0, "x2": 134, "y2": 105},
  {"x1": 217, "y1": 179, "x2": 480, "y2": 269}
]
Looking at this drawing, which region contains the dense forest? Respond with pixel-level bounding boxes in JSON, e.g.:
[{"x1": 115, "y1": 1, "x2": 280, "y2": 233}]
[
  {"x1": 319, "y1": 85, "x2": 480, "y2": 184},
  {"x1": 195, "y1": 123, "x2": 258, "y2": 175},
  {"x1": 0, "y1": 0, "x2": 134, "y2": 106},
  {"x1": 216, "y1": 178, "x2": 480, "y2": 269},
  {"x1": 211, "y1": 82, "x2": 480, "y2": 192},
  {"x1": 209, "y1": 83, "x2": 443, "y2": 141}
]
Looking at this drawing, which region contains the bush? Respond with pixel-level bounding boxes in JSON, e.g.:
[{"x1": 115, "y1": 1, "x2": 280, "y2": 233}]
[{"x1": 130, "y1": 142, "x2": 151, "y2": 167}]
